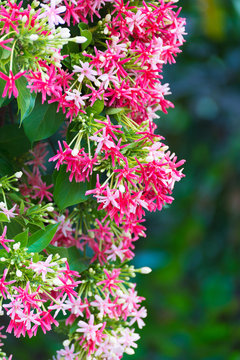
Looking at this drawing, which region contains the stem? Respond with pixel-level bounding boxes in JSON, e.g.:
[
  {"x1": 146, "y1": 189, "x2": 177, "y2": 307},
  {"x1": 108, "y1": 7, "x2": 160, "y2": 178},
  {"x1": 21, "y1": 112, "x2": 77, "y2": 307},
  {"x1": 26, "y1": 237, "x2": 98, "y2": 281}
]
[{"x1": 9, "y1": 40, "x2": 17, "y2": 73}]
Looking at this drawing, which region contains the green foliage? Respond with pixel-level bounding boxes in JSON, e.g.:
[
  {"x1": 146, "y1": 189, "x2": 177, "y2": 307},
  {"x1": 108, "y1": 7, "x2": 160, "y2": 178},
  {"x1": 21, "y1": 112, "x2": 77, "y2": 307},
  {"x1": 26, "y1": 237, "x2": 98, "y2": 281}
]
[
  {"x1": 15, "y1": 75, "x2": 36, "y2": 122},
  {"x1": 53, "y1": 166, "x2": 89, "y2": 210},
  {"x1": 23, "y1": 95, "x2": 65, "y2": 143},
  {"x1": 0, "y1": 124, "x2": 31, "y2": 156},
  {"x1": 27, "y1": 223, "x2": 59, "y2": 253},
  {"x1": 14, "y1": 229, "x2": 29, "y2": 248},
  {"x1": 79, "y1": 24, "x2": 93, "y2": 50},
  {"x1": 47, "y1": 245, "x2": 90, "y2": 272},
  {"x1": 86, "y1": 99, "x2": 104, "y2": 115}
]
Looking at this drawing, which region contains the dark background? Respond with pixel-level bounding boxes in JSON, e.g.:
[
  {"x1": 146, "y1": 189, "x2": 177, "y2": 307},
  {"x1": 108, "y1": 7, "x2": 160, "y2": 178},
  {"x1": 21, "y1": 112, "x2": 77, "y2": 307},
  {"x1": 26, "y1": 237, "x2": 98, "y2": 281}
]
[{"x1": 3, "y1": 0, "x2": 240, "y2": 358}]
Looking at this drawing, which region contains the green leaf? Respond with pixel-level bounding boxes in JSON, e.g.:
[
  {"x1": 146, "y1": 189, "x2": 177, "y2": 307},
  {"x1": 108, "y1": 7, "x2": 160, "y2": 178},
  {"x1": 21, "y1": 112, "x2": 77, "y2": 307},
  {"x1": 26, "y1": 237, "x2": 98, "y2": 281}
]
[
  {"x1": 15, "y1": 74, "x2": 36, "y2": 122},
  {"x1": 27, "y1": 223, "x2": 59, "y2": 253},
  {"x1": 0, "y1": 213, "x2": 9, "y2": 222},
  {"x1": 14, "y1": 229, "x2": 28, "y2": 248},
  {"x1": 67, "y1": 247, "x2": 90, "y2": 272},
  {"x1": 0, "y1": 249, "x2": 9, "y2": 260},
  {"x1": 47, "y1": 245, "x2": 90, "y2": 273},
  {"x1": 4, "y1": 218, "x2": 23, "y2": 238},
  {"x1": 80, "y1": 29, "x2": 92, "y2": 50},
  {"x1": 86, "y1": 99, "x2": 104, "y2": 115},
  {"x1": 78, "y1": 22, "x2": 88, "y2": 31},
  {"x1": 106, "y1": 107, "x2": 127, "y2": 115},
  {"x1": 0, "y1": 124, "x2": 31, "y2": 156},
  {"x1": 53, "y1": 166, "x2": 89, "y2": 210},
  {"x1": 0, "y1": 155, "x2": 14, "y2": 177},
  {"x1": 23, "y1": 95, "x2": 66, "y2": 143},
  {"x1": 47, "y1": 244, "x2": 68, "y2": 258}
]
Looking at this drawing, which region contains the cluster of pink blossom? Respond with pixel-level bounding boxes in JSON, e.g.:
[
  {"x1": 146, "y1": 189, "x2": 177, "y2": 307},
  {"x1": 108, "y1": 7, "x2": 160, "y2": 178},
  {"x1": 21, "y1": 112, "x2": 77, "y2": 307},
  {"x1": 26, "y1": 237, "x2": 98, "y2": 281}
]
[
  {"x1": 0, "y1": 0, "x2": 186, "y2": 359},
  {"x1": 0, "y1": 223, "x2": 149, "y2": 359},
  {"x1": 0, "y1": 0, "x2": 85, "y2": 102},
  {"x1": 49, "y1": 115, "x2": 185, "y2": 264},
  {"x1": 53, "y1": 264, "x2": 148, "y2": 360},
  {"x1": 0, "y1": 245, "x2": 80, "y2": 339},
  {"x1": 39, "y1": 0, "x2": 115, "y2": 27}
]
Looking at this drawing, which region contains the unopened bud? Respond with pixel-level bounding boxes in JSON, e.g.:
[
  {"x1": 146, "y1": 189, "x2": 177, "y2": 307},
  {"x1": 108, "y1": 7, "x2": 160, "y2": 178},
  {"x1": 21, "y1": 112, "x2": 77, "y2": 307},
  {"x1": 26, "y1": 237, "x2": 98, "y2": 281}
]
[
  {"x1": 74, "y1": 36, "x2": 87, "y2": 44},
  {"x1": 71, "y1": 149, "x2": 79, "y2": 157},
  {"x1": 13, "y1": 242, "x2": 20, "y2": 251},
  {"x1": 125, "y1": 348, "x2": 135, "y2": 355},
  {"x1": 15, "y1": 171, "x2": 23, "y2": 179},
  {"x1": 63, "y1": 340, "x2": 70, "y2": 347},
  {"x1": 140, "y1": 267, "x2": 152, "y2": 274},
  {"x1": 16, "y1": 269, "x2": 22, "y2": 277},
  {"x1": 29, "y1": 34, "x2": 39, "y2": 41}
]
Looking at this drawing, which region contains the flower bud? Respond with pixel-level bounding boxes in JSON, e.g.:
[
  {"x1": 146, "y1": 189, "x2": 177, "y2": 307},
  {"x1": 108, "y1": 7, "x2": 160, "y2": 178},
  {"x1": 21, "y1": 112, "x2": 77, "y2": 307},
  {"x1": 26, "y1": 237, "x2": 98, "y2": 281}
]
[
  {"x1": 140, "y1": 267, "x2": 152, "y2": 274},
  {"x1": 29, "y1": 34, "x2": 39, "y2": 41},
  {"x1": 63, "y1": 340, "x2": 70, "y2": 347},
  {"x1": 15, "y1": 171, "x2": 23, "y2": 179},
  {"x1": 74, "y1": 36, "x2": 87, "y2": 44},
  {"x1": 13, "y1": 242, "x2": 20, "y2": 250},
  {"x1": 125, "y1": 348, "x2": 135, "y2": 355},
  {"x1": 16, "y1": 269, "x2": 22, "y2": 277},
  {"x1": 71, "y1": 149, "x2": 79, "y2": 157}
]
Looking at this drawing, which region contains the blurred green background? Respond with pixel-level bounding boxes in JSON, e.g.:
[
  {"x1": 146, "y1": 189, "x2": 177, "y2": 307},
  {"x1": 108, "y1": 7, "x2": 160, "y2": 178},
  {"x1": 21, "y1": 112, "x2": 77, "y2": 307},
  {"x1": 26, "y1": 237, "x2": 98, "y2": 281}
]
[
  {"x1": 133, "y1": 0, "x2": 240, "y2": 359},
  {"x1": 3, "y1": 0, "x2": 240, "y2": 359}
]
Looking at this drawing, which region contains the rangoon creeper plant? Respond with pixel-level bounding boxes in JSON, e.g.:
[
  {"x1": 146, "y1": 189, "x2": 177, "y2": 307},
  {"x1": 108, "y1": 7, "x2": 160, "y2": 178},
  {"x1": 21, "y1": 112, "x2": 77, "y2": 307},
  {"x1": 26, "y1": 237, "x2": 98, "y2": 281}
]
[{"x1": 0, "y1": 0, "x2": 186, "y2": 359}]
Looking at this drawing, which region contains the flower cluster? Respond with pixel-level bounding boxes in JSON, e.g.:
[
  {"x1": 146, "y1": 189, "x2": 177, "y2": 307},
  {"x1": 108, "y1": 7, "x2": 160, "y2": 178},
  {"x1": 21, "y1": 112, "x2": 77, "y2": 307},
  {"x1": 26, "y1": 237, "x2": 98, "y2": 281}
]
[{"x1": 0, "y1": 0, "x2": 186, "y2": 359}]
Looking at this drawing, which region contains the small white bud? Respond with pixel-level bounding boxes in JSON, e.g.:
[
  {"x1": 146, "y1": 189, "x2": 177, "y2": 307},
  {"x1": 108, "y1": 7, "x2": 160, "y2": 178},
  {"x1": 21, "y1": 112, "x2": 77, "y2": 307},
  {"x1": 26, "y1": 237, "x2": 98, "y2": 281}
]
[
  {"x1": 47, "y1": 206, "x2": 54, "y2": 212},
  {"x1": 21, "y1": 15, "x2": 28, "y2": 23},
  {"x1": 119, "y1": 184, "x2": 125, "y2": 193},
  {"x1": 13, "y1": 242, "x2": 20, "y2": 251},
  {"x1": 74, "y1": 36, "x2": 87, "y2": 44},
  {"x1": 105, "y1": 14, "x2": 111, "y2": 22},
  {"x1": 63, "y1": 340, "x2": 70, "y2": 347},
  {"x1": 0, "y1": 257, "x2": 6, "y2": 262},
  {"x1": 103, "y1": 27, "x2": 109, "y2": 35},
  {"x1": 140, "y1": 266, "x2": 152, "y2": 274},
  {"x1": 71, "y1": 149, "x2": 79, "y2": 157},
  {"x1": 125, "y1": 348, "x2": 135, "y2": 355},
  {"x1": 16, "y1": 269, "x2": 22, "y2": 277},
  {"x1": 15, "y1": 171, "x2": 23, "y2": 179},
  {"x1": 29, "y1": 34, "x2": 39, "y2": 41},
  {"x1": 59, "y1": 28, "x2": 71, "y2": 39}
]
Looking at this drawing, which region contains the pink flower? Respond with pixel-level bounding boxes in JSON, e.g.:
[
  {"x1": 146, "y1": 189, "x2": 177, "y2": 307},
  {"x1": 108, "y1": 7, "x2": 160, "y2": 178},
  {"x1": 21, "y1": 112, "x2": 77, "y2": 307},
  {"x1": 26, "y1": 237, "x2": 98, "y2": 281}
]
[
  {"x1": 77, "y1": 314, "x2": 104, "y2": 342},
  {"x1": 38, "y1": 0, "x2": 66, "y2": 28},
  {"x1": 0, "y1": 70, "x2": 26, "y2": 98},
  {"x1": 97, "y1": 269, "x2": 123, "y2": 295},
  {"x1": 0, "y1": 269, "x2": 15, "y2": 299},
  {"x1": 128, "y1": 306, "x2": 147, "y2": 329},
  {"x1": 0, "y1": 37, "x2": 14, "y2": 51},
  {"x1": 55, "y1": 344, "x2": 79, "y2": 360},
  {"x1": 27, "y1": 255, "x2": 58, "y2": 281},
  {"x1": 73, "y1": 61, "x2": 97, "y2": 83},
  {"x1": 0, "y1": 226, "x2": 14, "y2": 253},
  {"x1": 0, "y1": 203, "x2": 17, "y2": 221}
]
